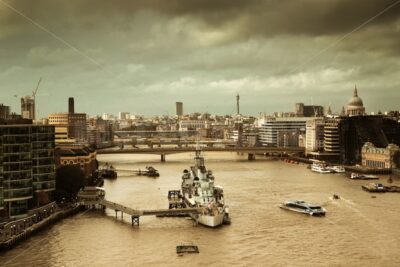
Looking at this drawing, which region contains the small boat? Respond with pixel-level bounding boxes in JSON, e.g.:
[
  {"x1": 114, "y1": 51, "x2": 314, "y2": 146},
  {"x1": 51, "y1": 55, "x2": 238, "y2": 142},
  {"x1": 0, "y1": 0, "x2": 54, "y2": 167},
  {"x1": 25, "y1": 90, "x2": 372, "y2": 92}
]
[
  {"x1": 362, "y1": 183, "x2": 386, "y2": 192},
  {"x1": 350, "y1": 173, "x2": 378, "y2": 180},
  {"x1": 311, "y1": 163, "x2": 332, "y2": 174},
  {"x1": 176, "y1": 242, "x2": 199, "y2": 254},
  {"x1": 328, "y1": 165, "x2": 346, "y2": 173},
  {"x1": 99, "y1": 163, "x2": 117, "y2": 179},
  {"x1": 280, "y1": 200, "x2": 326, "y2": 216},
  {"x1": 134, "y1": 166, "x2": 160, "y2": 177}
]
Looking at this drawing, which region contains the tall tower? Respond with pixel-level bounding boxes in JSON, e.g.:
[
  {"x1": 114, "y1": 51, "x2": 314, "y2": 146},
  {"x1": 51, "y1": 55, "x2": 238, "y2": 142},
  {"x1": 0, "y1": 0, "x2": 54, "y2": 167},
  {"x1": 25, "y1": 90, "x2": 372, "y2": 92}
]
[
  {"x1": 176, "y1": 102, "x2": 183, "y2": 116},
  {"x1": 236, "y1": 93, "x2": 240, "y2": 115},
  {"x1": 21, "y1": 96, "x2": 35, "y2": 120},
  {"x1": 68, "y1": 97, "x2": 75, "y2": 114}
]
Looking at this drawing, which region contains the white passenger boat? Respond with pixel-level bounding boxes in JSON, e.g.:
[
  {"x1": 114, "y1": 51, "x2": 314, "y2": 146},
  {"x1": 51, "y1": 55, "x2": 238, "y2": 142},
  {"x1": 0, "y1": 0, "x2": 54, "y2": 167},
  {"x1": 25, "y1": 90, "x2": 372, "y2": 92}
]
[
  {"x1": 280, "y1": 200, "x2": 326, "y2": 216},
  {"x1": 311, "y1": 163, "x2": 332, "y2": 174},
  {"x1": 327, "y1": 165, "x2": 346, "y2": 173}
]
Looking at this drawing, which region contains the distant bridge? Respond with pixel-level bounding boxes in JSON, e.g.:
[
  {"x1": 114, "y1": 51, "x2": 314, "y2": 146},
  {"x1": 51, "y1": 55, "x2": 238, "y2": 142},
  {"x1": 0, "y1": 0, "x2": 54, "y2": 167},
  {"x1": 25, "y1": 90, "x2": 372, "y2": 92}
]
[
  {"x1": 115, "y1": 130, "x2": 198, "y2": 138},
  {"x1": 114, "y1": 139, "x2": 236, "y2": 147},
  {"x1": 97, "y1": 146, "x2": 305, "y2": 161}
]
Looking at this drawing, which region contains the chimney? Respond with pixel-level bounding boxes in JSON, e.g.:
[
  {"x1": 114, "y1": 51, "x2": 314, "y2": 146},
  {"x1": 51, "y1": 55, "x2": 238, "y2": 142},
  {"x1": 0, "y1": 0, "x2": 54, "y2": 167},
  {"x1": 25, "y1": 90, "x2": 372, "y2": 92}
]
[{"x1": 68, "y1": 97, "x2": 75, "y2": 113}]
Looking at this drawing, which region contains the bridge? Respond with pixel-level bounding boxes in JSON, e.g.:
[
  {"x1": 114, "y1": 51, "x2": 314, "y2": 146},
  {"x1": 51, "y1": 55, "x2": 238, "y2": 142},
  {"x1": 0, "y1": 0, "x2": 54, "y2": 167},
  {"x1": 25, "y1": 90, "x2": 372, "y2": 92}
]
[
  {"x1": 114, "y1": 138, "x2": 236, "y2": 148},
  {"x1": 115, "y1": 130, "x2": 198, "y2": 138},
  {"x1": 97, "y1": 146, "x2": 305, "y2": 161}
]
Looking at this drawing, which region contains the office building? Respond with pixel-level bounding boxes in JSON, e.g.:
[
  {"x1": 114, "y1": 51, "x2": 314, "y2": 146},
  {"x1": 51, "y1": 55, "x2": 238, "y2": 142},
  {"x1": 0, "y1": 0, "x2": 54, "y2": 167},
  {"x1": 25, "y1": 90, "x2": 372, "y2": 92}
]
[
  {"x1": 118, "y1": 112, "x2": 130, "y2": 120},
  {"x1": 0, "y1": 104, "x2": 11, "y2": 120},
  {"x1": 179, "y1": 120, "x2": 207, "y2": 131},
  {"x1": 48, "y1": 113, "x2": 87, "y2": 144},
  {"x1": 295, "y1": 103, "x2": 324, "y2": 117},
  {"x1": 87, "y1": 117, "x2": 114, "y2": 148},
  {"x1": 48, "y1": 98, "x2": 87, "y2": 144},
  {"x1": 305, "y1": 118, "x2": 325, "y2": 154},
  {"x1": 260, "y1": 117, "x2": 310, "y2": 147},
  {"x1": 176, "y1": 102, "x2": 183, "y2": 116},
  {"x1": 21, "y1": 96, "x2": 35, "y2": 120},
  {"x1": 0, "y1": 120, "x2": 55, "y2": 219},
  {"x1": 323, "y1": 118, "x2": 341, "y2": 154}
]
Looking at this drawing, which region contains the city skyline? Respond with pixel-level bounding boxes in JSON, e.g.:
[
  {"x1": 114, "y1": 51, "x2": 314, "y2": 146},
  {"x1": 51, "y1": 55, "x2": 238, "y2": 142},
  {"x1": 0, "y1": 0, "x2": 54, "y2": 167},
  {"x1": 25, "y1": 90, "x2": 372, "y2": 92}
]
[{"x1": 1, "y1": 0, "x2": 400, "y2": 117}]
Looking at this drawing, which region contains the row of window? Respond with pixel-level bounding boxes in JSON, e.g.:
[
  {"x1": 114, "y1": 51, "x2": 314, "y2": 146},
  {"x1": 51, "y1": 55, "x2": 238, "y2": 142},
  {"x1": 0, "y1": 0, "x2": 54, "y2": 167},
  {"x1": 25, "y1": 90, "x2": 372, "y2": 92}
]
[
  {"x1": 4, "y1": 188, "x2": 32, "y2": 199},
  {"x1": 365, "y1": 160, "x2": 387, "y2": 168}
]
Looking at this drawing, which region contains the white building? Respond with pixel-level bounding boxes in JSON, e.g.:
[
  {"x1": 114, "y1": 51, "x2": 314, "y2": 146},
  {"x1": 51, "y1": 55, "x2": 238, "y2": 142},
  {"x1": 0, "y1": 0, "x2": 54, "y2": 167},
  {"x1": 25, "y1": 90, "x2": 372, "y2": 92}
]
[
  {"x1": 323, "y1": 118, "x2": 341, "y2": 154},
  {"x1": 260, "y1": 117, "x2": 310, "y2": 147},
  {"x1": 305, "y1": 118, "x2": 325, "y2": 154},
  {"x1": 179, "y1": 120, "x2": 207, "y2": 131},
  {"x1": 118, "y1": 112, "x2": 130, "y2": 120}
]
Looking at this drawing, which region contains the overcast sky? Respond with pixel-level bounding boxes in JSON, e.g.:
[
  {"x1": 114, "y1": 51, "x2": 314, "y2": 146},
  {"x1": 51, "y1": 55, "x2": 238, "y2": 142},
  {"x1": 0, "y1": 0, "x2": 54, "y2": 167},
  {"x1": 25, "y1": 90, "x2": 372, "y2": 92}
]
[{"x1": 1, "y1": 0, "x2": 399, "y2": 117}]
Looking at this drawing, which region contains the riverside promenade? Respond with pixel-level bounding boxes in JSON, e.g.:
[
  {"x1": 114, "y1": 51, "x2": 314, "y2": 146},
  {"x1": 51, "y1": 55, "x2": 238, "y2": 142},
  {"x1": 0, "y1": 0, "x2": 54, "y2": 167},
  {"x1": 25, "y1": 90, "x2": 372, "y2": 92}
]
[{"x1": 0, "y1": 203, "x2": 83, "y2": 251}]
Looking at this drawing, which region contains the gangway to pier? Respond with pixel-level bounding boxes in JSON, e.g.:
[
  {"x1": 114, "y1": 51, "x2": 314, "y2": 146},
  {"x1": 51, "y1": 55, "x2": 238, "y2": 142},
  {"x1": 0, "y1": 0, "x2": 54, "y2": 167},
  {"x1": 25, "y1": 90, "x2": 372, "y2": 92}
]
[
  {"x1": 78, "y1": 189, "x2": 202, "y2": 226},
  {"x1": 97, "y1": 199, "x2": 202, "y2": 226},
  {"x1": 78, "y1": 187, "x2": 202, "y2": 225}
]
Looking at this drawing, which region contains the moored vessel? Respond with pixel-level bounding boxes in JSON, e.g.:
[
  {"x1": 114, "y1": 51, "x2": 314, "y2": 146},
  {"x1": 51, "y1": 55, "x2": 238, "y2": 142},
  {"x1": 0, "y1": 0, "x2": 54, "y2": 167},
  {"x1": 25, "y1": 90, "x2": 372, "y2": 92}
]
[
  {"x1": 180, "y1": 150, "x2": 230, "y2": 227},
  {"x1": 350, "y1": 173, "x2": 378, "y2": 180},
  {"x1": 328, "y1": 165, "x2": 346, "y2": 173},
  {"x1": 134, "y1": 166, "x2": 160, "y2": 177},
  {"x1": 99, "y1": 163, "x2": 117, "y2": 179},
  {"x1": 361, "y1": 183, "x2": 385, "y2": 192},
  {"x1": 311, "y1": 162, "x2": 332, "y2": 174}
]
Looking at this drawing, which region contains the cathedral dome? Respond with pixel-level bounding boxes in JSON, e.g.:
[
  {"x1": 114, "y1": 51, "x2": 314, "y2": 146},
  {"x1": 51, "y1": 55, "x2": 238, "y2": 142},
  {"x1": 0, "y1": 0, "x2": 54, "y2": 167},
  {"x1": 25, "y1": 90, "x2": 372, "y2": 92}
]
[
  {"x1": 347, "y1": 87, "x2": 364, "y2": 107},
  {"x1": 346, "y1": 86, "x2": 365, "y2": 116}
]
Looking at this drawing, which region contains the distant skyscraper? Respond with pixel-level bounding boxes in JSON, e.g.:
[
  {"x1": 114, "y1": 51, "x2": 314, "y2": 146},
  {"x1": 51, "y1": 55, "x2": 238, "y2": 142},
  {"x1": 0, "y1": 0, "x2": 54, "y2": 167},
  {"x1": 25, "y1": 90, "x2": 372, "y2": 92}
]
[
  {"x1": 176, "y1": 102, "x2": 183, "y2": 116},
  {"x1": 0, "y1": 104, "x2": 10, "y2": 119},
  {"x1": 68, "y1": 97, "x2": 75, "y2": 113},
  {"x1": 118, "y1": 112, "x2": 130, "y2": 120},
  {"x1": 21, "y1": 96, "x2": 35, "y2": 120},
  {"x1": 236, "y1": 94, "x2": 240, "y2": 115}
]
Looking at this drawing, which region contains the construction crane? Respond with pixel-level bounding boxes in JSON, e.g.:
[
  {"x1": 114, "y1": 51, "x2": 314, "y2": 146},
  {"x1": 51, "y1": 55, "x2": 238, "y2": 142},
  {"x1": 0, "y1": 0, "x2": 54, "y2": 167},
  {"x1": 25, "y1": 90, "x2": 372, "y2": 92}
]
[{"x1": 32, "y1": 77, "x2": 42, "y2": 100}]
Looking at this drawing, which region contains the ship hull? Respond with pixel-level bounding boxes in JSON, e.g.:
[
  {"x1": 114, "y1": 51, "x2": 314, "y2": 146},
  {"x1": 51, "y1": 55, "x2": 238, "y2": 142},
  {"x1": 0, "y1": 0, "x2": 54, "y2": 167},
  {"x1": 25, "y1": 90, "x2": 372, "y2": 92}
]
[
  {"x1": 183, "y1": 197, "x2": 225, "y2": 227},
  {"x1": 191, "y1": 213, "x2": 224, "y2": 227},
  {"x1": 280, "y1": 205, "x2": 326, "y2": 216}
]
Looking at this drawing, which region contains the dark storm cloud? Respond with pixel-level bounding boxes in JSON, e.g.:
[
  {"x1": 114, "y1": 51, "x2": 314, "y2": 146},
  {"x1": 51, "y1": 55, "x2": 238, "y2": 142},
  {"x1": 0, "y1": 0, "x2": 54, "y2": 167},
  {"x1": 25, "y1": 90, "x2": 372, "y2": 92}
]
[
  {"x1": 2, "y1": 0, "x2": 400, "y2": 36},
  {"x1": 0, "y1": 0, "x2": 399, "y2": 116}
]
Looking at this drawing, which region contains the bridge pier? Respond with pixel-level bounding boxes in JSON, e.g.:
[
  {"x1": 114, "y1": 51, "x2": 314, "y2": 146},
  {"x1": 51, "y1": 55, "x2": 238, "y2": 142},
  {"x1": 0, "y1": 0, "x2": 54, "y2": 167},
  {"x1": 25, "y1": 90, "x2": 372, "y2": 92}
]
[
  {"x1": 131, "y1": 216, "x2": 140, "y2": 226},
  {"x1": 248, "y1": 153, "x2": 255, "y2": 161},
  {"x1": 161, "y1": 154, "x2": 166, "y2": 162}
]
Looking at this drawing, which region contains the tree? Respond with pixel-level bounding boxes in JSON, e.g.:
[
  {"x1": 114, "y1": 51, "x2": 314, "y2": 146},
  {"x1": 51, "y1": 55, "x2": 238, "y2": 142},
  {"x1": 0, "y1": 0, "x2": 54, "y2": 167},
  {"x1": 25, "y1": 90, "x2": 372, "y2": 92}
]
[{"x1": 54, "y1": 165, "x2": 85, "y2": 202}]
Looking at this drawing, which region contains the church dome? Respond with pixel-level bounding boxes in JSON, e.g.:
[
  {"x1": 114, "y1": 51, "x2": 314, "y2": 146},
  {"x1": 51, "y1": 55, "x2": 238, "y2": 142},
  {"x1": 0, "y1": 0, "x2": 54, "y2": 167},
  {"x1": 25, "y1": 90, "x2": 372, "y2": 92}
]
[
  {"x1": 347, "y1": 87, "x2": 364, "y2": 107},
  {"x1": 346, "y1": 86, "x2": 365, "y2": 116}
]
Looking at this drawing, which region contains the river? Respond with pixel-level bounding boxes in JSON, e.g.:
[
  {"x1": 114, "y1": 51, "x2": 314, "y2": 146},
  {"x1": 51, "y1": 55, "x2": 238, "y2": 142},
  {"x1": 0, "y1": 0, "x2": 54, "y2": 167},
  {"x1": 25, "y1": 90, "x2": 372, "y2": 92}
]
[{"x1": 1, "y1": 152, "x2": 399, "y2": 266}]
